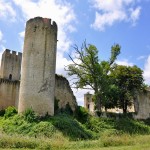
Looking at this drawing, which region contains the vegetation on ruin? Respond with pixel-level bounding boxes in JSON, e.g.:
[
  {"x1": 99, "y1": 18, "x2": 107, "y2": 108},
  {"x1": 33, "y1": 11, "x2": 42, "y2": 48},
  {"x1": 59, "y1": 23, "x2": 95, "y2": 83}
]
[
  {"x1": 65, "y1": 41, "x2": 145, "y2": 114},
  {"x1": 0, "y1": 106, "x2": 150, "y2": 149}
]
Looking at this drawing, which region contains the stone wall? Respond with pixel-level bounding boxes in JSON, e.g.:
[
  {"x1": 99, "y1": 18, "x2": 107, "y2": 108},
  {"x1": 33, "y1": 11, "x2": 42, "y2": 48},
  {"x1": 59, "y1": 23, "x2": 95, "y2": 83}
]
[
  {"x1": 0, "y1": 75, "x2": 77, "y2": 112},
  {"x1": 55, "y1": 74, "x2": 77, "y2": 111},
  {"x1": 134, "y1": 89, "x2": 150, "y2": 119},
  {"x1": 0, "y1": 78, "x2": 20, "y2": 110}
]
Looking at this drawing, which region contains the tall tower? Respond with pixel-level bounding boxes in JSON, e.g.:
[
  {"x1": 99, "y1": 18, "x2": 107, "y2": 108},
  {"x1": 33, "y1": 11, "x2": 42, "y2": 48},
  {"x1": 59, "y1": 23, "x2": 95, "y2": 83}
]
[
  {"x1": 18, "y1": 17, "x2": 57, "y2": 116},
  {"x1": 0, "y1": 49, "x2": 22, "y2": 80}
]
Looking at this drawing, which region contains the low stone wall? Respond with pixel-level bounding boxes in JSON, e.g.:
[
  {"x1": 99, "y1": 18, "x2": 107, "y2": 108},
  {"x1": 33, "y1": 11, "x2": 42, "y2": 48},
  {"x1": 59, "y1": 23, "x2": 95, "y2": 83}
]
[
  {"x1": 0, "y1": 78, "x2": 20, "y2": 110},
  {"x1": 55, "y1": 74, "x2": 77, "y2": 111},
  {"x1": 134, "y1": 90, "x2": 150, "y2": 119}
]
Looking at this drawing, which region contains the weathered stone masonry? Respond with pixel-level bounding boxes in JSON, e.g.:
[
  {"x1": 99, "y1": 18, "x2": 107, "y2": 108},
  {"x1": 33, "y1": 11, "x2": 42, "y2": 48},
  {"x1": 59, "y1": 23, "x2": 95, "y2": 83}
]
[
  {"x1": 0, "y1": 17, "x2": 77, "y2": 115},
  {"x1": 18, "y1": 17, "x2": 57, "y2": 116},
  {"x1": 0, "y1": 79, "x2": 19, "y2": 110},
  {"x1": 0, "y1": 74, "x2": 77, "y2": 112}
]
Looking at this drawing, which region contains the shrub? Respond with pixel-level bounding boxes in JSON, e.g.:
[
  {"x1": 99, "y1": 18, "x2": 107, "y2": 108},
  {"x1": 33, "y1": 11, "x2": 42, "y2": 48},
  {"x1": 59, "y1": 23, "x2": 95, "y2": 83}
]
[
  {"x1": 60, "y1": 103, "x2": 73, "y2": 116},
  {"x1": 54, "y1": 98, "x2": 73, "y2": 116},
  {"x1": 51, "y1": 114, "x2": 93, "y2": 140},
  {"x1": 4, "y1": 106, "x2": 17, "y2": 118},
  {"x1": 54, "y1": 97, "x2": 60, "y2": 114},
  {"x1": 23, "y1": 108, "x2": 37, "y2": 123},
  {"x1": 85, "y1": 117, "x2": 115, "y2": 134},
  {"x1": 115, "y1": 118, "x2": 150, "y2": 134},
  {"x1": 30, "y1": 121, "x2": 56, "y2": 138},
  {"x1": 74, "y1": 106, "x2": 89, "y2": 124},
  {"x1": 0, "y1": 109, "x2": 5, "y2": 116}
]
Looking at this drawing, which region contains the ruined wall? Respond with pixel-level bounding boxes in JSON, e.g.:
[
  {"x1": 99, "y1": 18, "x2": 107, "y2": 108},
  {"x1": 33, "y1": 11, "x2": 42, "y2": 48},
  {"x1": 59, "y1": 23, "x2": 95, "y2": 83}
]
[
  {"x1": 18, "y1": 17, "x2": 57, "y2": 116},
  {"x1": 0, "y1": 75, "x2": 77, "y2": 112},
  {"x1": 55, "y1": 75, "x2": 77, "y2": 111},
  {"x1": 0, "y1": 79, "x2": 19, "y2": 110},
  {"x1": 134, "y1": 90, "x2": 150, "y2": 119},
  {"x1": 84, "y1": 93, "x2": 94, "y2": 113},
  {"x1": 0, "y1": 49, "x2": 22, "y2": 81}
]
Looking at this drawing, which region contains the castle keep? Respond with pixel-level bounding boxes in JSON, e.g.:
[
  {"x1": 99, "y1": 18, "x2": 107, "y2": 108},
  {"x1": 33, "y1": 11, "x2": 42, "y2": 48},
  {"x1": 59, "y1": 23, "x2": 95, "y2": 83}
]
[
  {"x1": 19, "y1": 17, "x2": 57, "y2": 116},
  {"x1": 0, "y1": 17, "x2": 77, "y2": 115}
]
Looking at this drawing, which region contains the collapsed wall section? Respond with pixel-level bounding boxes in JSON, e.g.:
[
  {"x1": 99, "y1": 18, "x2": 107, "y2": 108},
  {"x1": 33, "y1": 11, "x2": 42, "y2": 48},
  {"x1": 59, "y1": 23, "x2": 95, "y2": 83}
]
[
  {"x1": 55, "y1": 74, "x2": 77, "y2": 111},
  {"x1": 134, "y1": 89, "x2": 150, "y2": 119}
]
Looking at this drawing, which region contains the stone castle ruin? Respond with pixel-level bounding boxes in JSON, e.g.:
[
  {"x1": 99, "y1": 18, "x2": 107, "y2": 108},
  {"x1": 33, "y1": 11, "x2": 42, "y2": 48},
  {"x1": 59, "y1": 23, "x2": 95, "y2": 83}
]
[
  {"x1": 84, "y1": 91, "x2": 150, "y2": 119},
  {"x1": 0, "y1": 17, "x2": 150, "y2": 119},
  {"x1": 0, "y1": 17, "x2": 77, "y2": 116}
]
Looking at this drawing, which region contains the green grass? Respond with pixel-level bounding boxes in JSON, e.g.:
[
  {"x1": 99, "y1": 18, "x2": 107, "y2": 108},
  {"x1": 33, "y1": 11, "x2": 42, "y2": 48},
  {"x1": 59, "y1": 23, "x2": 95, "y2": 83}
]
[
  {"x1": 0, "y1": 109, "x2": 150, "y2": 149},
  {"x1": 0, "y1": 134, "x2": 150, "y2": 150},
  {"x1": 0, "y1": 114, "x2": 94, "y2": 140}
]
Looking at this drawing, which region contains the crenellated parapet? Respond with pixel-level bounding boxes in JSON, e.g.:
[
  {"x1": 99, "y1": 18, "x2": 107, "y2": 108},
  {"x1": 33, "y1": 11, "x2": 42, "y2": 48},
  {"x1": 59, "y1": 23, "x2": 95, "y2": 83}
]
[
  {"x1": 0, "y1": 49, "x2": 22, "y2": 81},
  {"x1": 25, "y1": 17, "x2": 57, "y2": 39},
  {"x1": 2, "y1": 49, "x2": 22, "y2": 58}
]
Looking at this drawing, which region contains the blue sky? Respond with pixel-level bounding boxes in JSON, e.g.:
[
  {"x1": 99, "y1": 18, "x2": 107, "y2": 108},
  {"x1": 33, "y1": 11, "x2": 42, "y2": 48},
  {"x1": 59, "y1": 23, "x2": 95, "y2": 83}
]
[{"x1": 0, "y1": 0, "x2": 150, "y2": 106}]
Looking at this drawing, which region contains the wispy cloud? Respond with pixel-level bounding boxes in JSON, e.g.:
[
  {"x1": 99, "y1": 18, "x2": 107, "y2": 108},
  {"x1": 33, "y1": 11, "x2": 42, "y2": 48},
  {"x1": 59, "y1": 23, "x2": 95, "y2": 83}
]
[
  {"x1": 116, "y1": 59, "x2": 134, "y2": 66},
  {"x1": 129, "y1": 6, "x2": 141, "y2": 26},
  {"x1": 0, "y1": 30, "x2": 6, "y2": 52},
  {"x1": 91, "y1": 0, "x2": 141, "y2": 31},
  {"x1": 0, "y1": 0, "x2": 16, "y2": 22},
  {"x1": 137, "y1": 55, "x2": 146, "y2": 60}
]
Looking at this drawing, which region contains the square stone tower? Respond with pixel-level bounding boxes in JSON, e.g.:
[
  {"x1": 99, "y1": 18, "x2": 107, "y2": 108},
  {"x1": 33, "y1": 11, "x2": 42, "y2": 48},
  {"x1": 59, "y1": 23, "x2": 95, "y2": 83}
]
[
  {"x1": 18, "y1": 17, "x2": 57, "y2": 116},
  {"x1": 84, "y1": 92, "x2": 95, "y2": 113},
  {"x1": 0, "y1": 49, "x2": 22, "y2": 81}
]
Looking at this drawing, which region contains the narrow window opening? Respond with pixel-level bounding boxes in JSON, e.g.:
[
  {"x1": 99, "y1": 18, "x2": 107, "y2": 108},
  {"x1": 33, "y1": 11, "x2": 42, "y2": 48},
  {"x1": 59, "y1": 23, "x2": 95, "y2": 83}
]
[
  {"x1": 9, "y1": 74, "x2": 12, "y2": 80},
  {"x1": 87, "y1": 104, "x2": 90, "y2": 110}
]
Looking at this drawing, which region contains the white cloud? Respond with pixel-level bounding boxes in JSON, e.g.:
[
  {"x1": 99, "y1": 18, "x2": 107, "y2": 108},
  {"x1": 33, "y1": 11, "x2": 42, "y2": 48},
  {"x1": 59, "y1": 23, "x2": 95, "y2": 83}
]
[
  {"x1": 0, "y1": 0, "x2": 16, "y2": 22},
  {"x1": 19, "y1": 31, "x2": 25, "y2": 38},
  {"x1": 92, "y1": 11, "x2": 126, "y2": 31},
  {"x1": 12, "y1": 0, "x2": 76, "y2": 58},
  {"x1": 0, "y1": 30, "x2": 6, "y2": 53},
  {"x1": 12, "y1": 0, "x2": 77, "y2": 84},
  {"x1": 129, "y1": 6, "x2": 141, "y2": 26},
  {"x1": 72, "y1": 88, "x2": 94, "y2": 106},
  {"x1": 143, "y1": 56, "x2": 150, "y2": 84},
  {"x1": 56, "y1": 53, "x2": 72, "y2": 75},
  {"x1": 116, "y1": 59, "x2": 133, "y2": 66},
  {"x1": 91, "y1": 0, "x2": 141, "y2": 31}
]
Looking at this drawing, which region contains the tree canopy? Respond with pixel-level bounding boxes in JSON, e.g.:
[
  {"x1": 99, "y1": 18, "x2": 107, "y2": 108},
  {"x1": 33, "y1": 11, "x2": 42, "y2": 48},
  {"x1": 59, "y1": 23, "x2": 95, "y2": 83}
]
[
  {"x1": 65, "y1": 41, "x2": 121, "y2": 111},
  {"x1": 110, "y1": 65, "x2": 144, "y2": 113}
]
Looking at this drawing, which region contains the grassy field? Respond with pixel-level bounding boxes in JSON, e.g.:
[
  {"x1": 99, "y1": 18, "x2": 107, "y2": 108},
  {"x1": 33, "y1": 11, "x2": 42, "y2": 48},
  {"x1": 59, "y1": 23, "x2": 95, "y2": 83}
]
[
  {"x1": 0, "y1": 107, "x2": 150, "y2": 149},
  {"x1": 0, "y1": 134, "x2": 150, "y2": 150}
]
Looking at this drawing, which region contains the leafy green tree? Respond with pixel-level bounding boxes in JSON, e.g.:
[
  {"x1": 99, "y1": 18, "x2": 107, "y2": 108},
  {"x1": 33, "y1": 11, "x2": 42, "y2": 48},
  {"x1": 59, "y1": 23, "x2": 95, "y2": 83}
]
[
  {"x1": 110, "y1": 65, "x2": 144, "y2": 114},
  {"x1": 65, "y1": 41, "x2": 120, "y2": 111}
]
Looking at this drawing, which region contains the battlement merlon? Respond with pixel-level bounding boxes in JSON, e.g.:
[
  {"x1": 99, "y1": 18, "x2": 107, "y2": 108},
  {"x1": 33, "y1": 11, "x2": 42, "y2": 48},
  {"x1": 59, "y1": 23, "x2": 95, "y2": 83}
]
[
  {"x1": 26, "y1": 17, "x2": 58, "y2": 32},
  {"x1": 2, "y1": 49, "x2": 22, "y2": 57},
  {"x1": 2, "y1": 49, "x2": 11, "y2": 56}
]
